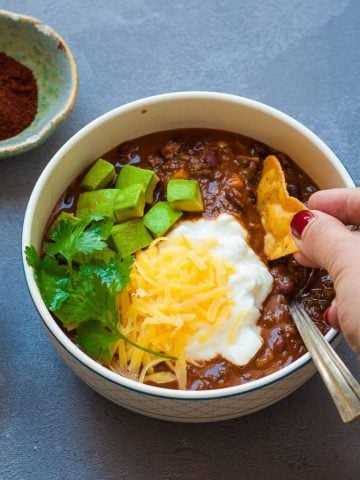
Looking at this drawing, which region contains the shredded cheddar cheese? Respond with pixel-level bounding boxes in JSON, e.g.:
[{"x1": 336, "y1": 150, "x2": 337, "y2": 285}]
[{"x1": 112, "y1": 236, "x2": 235, "y2": 389}]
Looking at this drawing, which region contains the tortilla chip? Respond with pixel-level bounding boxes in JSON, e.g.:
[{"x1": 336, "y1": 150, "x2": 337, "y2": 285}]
[{"x1": 256, "y1": 155, "x2": 307, "y2": 260}]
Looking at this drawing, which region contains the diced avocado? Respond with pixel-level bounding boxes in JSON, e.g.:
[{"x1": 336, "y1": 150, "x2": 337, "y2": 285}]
[
  {"x1": 115, "y1": 165, "x2": 159, "y2": 203},
  {"x1": 76, "y1": 189, "x2": 120, "y2": 218},
  {"x1": 114, "y1": 184, "x2": 145, "y2": 222},
  {"x1": 167, "y1": 179, "x2": 204, "y2": 212},
  {"x1": 80, "y1": 159, "x2": 115, "y2": 191},
  {"x1": 143, "y1": 201, "x2": 182, "y2": 237},
  {"x1": 48, "y1": 211, "x2": 80, "y2": 239},
  {"x1": 110, "y1": 219, "x2": 153, "y2": 256}
]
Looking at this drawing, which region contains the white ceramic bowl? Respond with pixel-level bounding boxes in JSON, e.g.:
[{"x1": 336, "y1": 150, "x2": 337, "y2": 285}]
[{"x1": 22, "y1": 92, "x2": 354, "y2": 422}]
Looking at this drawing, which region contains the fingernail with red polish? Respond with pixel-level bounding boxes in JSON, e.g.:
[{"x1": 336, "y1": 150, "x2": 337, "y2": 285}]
[
  {"x1": 323, "y1": 308, "x2": 331, "y2": 326},
  {"x1": 290, "y1": 210, "x2": 315, "y2": 239}
]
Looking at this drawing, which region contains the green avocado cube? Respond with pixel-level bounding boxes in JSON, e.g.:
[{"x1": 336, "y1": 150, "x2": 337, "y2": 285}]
[
  {"x1": 114, "y1": 184, "x2": 145, "y2": 222},
  {"x1": 76, "y1": 189, "x2": 120, "y2": 218},
  {"x1": 80, "y1": 159, "x2": 115, "y2": 191},
  {"x1": 115, "y1": 165, "x2": 159, "y2": 203},
  {"x1": 110, "y1": 219, "x2": 153, "y2": 256},
  {"x1": 48, "y1": 211, "x2": 80, "y2": 239},
  {"x1": 167, "y1": 179, "x2": 204, "y2": 212},
  {"x1": 143, "y1": 201, "x2": 182, "y2": 237}
]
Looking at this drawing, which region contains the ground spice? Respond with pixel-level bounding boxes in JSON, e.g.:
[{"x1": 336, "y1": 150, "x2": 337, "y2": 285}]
[{"x1": 0, "y1": 52, "x2": 38, "y2": 141}]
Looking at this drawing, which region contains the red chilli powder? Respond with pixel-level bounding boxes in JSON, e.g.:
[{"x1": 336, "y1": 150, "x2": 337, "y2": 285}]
[{"x1": 0, "y1": 52, "x2": 38, "y2": 141}]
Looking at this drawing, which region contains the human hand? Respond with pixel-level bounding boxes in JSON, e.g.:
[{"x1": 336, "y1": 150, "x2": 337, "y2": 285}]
[{"x1": 290, "y1": 188, "x2": 360, "y2": 356}]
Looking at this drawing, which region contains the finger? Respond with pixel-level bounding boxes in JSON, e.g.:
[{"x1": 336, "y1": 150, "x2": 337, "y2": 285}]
[
  {"x1": 308, "y1": 188, "x2": 360, "y2": 225},
  {"x1": 324, "y1": 299, "x2": 340, "y2": 331},
  {"x1": 290, "y1": 209, "x2": 358, "y2": 278},
  {"x1": 293, "y1": 251, "x2": 321, "y2": 268}
]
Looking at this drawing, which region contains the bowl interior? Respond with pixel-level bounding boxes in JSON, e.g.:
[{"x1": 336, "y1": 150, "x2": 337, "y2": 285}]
[
  {"x1": 23, "y1": 92, "x2": 355, "y2": 398},
  {"x1": 0, "y1": 10, "x2": 78, "y2": 157}
]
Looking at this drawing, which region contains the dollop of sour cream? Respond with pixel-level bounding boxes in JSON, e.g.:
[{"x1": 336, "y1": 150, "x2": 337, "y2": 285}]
[{"x1": 169, "y1": 213, "x2": 273, "y2": 366}]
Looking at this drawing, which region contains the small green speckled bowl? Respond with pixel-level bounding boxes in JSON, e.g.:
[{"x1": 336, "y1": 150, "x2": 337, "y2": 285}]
[{"x1": 0, "y1": 10, "x2": 78, "y2": 158}]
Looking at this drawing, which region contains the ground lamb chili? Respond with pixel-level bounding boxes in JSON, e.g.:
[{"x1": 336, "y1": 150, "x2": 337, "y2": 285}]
[
  {"x1": 47, "y1": 128, "x2": 334, "y2": 391},
  {"x1": 0, "y1": 52, "x2": 38, "y2": 140}
]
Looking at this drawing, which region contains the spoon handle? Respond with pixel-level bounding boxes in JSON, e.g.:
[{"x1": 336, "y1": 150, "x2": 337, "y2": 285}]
[{"x1": 290, "y1": 300, "x2": 360, "y2": 423}]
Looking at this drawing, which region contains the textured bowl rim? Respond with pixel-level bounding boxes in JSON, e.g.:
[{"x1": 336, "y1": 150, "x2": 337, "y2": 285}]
[
  {"x1": 0, "y1": 9, "x2": 79, "y2": 157},
  {"x1": 22, "y1": 91, "x2": 353, "y2": 400}
]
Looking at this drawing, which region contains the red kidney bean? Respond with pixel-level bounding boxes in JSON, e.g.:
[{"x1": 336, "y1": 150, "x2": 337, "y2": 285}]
[{"x1": 204, "y1": 151, "x2": 219, "y2": 167}]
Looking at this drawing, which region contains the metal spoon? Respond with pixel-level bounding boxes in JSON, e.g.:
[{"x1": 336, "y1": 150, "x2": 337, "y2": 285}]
[{"x1": 289, "y1": 299, "x2": 360, "y2": 423}]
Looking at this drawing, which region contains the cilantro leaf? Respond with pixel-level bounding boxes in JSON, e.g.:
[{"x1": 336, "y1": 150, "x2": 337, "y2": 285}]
[
  {"x1": 25, "y1": 246, "x2": 70, "y2": 311},
  {"x1": 79, "y1": 255, "x2": 134, "y2": 292},
  {"x1": 76, "y1": 321, "x2": 122, "y2": 363},
  {"x1": 60, "y1": 273, "x2": 119, "y2": 328},
  {"x1": 44, "y1": 215, "x2": 113, "y2": 265},
  {"x1": 25, "y1": 244, "x2": 41, "y2": 269}
]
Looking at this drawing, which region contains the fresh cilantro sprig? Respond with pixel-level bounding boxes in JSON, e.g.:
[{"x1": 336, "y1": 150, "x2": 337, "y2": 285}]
[
  {"x1": 76, "y1": 322, "x2": 122, "y2": 363},
  {"x1": 61, "y1": 265, "x2": 176, "y2": 363},
  {"x1": 26, "y1": 214, "x2": 176, "y2": 364},
  {"x1": 60, "y1": 268, "x2": 121, "y2": 327},
  {"x1": 25, "y1": 246, "x2": 70, "y2": 311},
  {"x1": 60, "y1": 268, "x2": 125, "y2": 362},
  {"x1": 79, "y1": 256, "x2": 133, "y2": 292},
  {"x1": 44, "y1": 214, "x2": 113, "y2": 274}
]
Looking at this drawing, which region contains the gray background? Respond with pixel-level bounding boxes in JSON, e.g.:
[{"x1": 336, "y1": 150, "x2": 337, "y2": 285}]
[{"x1": 1, "y1": 1, "x2": 360, "y2": 479}]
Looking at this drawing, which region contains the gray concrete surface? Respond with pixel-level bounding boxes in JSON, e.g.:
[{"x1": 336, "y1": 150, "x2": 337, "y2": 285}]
[{"x1": 1, "y1": 1, "x2": 359, "y2": 479}]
